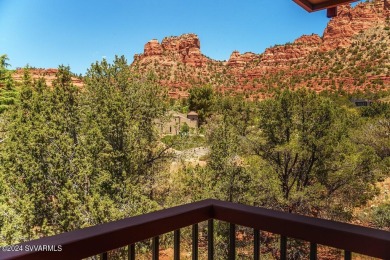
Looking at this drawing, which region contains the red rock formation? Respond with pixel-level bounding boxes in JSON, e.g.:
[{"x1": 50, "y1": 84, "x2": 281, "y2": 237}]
[
  {"x1": 261, "y1": 34, "x2": 322, "y2": 65},
  {"x1": 227, "y1": 51, "x2": 257, "y2": 68},
  {"x1": 12, "y1": 68, "x2": 84, "y2": 88},
  {"x1": 134, "y1": 34, "x2": 210, "y2": 67},
  {"x1": 144, "y1": 39, "x2": 163, "y2": 56},
  {"x1": 294, "y1": 34, "x2": 323, "y2": 45},
  {"x1": 322, "y1": 0, "x2": 389, "y2": 50}
]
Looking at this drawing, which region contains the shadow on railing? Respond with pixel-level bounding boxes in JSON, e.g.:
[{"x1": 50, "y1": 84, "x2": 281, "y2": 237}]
[{"x1": 0, "y1": 199, "x2": 389, "y2": 260}]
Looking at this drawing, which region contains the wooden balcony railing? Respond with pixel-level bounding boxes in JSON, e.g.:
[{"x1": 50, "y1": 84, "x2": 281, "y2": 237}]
[{"x1": 0, "y1": 199, "x2": 389, "y2": 260}]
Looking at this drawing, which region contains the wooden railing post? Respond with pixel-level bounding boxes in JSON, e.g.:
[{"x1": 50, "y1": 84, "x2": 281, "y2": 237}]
[
  {"x1": 208, "y1": 219, "x2": 214, "y2": 260},
  {"x1": 310, "y1": 243, "x2": 317, "y2": 260},
  {"x1": 174, "y1": 229, "x2": 180, "y2": 260},
  {"x1": 254, "y1": 229, "x2": 260, "y2": 260},
  {"x1": 152, "y1": 236, "x2": 159, "y2": 260},
  {"x1": 228, "y1": 223, "x2": 236, "y2": 260},
  {"x1": 128, "y1": 244, "x2": 135, "y2": 260},
  {"x1": 280, "y1": 235, "x2": 287, "y2": 260},
  {"x1": 192, "y1": 224, "x2": 198, "y2": 260}
]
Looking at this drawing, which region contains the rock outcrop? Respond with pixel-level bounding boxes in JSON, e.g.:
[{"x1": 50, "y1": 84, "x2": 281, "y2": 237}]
[
  {"x1": 144, "y1": 39, "x2": 163, "y2": 56},
  {"x1": 227, "y1": 51, "x2": 257, "y2": 68},
  {"x1": 261, "y1": 34, "x2": 322, "y2": 65},
  {"x1": 12, "y1": 68, "x2": 84, "y2": 88},
  {"x1": 134, "y1": 34, "x2": 210, "y2": 67},
  {"x1": 322, "y1": 0, "x2": 390, "y2": 50}
]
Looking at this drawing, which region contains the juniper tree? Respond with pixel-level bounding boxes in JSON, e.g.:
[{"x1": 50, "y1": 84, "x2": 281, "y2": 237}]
[
  {"x1": 0, "y1": 55, "x2": 17, "y2": 114},
  {"x1": 0, "y1": 55, "x2": 10, "y2": 82},
  {"x1": 0, "y1": 67, "x2": 87, "y2": 244},
  {"x1": 83, "y1": 56, "x2": 169, "y2": 224},
  {"x1": 188, "y1": 85, "x2": 215, "y2": 125}
]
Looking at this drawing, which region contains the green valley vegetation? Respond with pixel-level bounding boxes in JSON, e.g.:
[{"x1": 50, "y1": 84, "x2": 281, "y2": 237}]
[{"x1": 0, "y1": 54, "x2": 389, "y2": 258}]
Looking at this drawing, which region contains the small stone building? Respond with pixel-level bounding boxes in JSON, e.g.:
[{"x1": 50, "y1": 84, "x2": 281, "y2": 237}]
[
  {"x1": 156, "y1": 111, "x2": 198, "y2": 135},
  {"x1": 187, "y1": 111, "x2": 199, "y2": 122}
]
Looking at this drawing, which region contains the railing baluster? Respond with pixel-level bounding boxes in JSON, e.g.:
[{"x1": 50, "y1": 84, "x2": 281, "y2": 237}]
[
  {"x1": 310, "y1": 243, "x2": 317, "y2": 260},
  {"x1": 100, "y1": 252, "x2": 108, "y2": 260},
  {"x1": 280, "y1": 235, "x2": 287, "y2": 260},
  {"x1": 192, "y1": 224, "x2": 198, "y2": 260},
  {"x1": 128, "y1": 244, "x2": 135, "y2": 260},
  {"x1": 254, "y1": 229, "x2": 260, "y2": 260},
  {"x1": 344, "y1": 250, "x2": 352, "y2": 260},
  {"x1": 208, "y1": 219, "x2": 214, "y2": 260},
  {"x1": 229, "y1": 223, "x2": 236, "y2": 260},
  {"x1": 152, "y1": 236, "x2": 159, "y2": 260},
  {"x1": 174, "y1": 229, "x2": 180, "y2": 260}
]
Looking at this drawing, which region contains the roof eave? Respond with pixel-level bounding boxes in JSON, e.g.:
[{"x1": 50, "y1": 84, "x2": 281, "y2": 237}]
[
  {"x1": 293, "y1": 0, "x2": 314, "y2": 12},
  {"x1": 293, "y1": 0, "x2": 359, "y2": 12}
]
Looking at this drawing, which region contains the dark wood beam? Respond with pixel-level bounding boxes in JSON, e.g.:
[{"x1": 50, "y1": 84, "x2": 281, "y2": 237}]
[
  {"x1": 313, "y1": 0, "x2": 358, "y2": 11},
  {"x1": 293, "y1": 0, "x2": 358, "y2": 12},
  {"x1": 293, "y1": 0, "x2": 314, "y2": 12}
]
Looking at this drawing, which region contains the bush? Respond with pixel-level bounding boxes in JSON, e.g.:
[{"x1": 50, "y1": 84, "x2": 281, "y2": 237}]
[{"x1": 371, "y1": 203, "x2": 390, "y2": 229}]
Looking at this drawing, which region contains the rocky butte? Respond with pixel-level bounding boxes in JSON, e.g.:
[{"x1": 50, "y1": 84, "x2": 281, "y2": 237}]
[
  {"x1": 134, "y1": 34, "x2": 210, "y2": 67},
  {"x1": 131, "y1": 0, "x2": 390, "y2": 99}
]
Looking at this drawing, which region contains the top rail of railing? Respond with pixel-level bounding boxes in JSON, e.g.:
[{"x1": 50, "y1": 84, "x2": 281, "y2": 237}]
[{"x1": 1, "y1": 199, "x2": 389, "y2": 260}]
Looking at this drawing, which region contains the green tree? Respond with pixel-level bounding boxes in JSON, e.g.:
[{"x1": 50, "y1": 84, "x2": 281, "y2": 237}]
[
  {"x1": 0, "y1": 77, "x2": 17, "y2": 114},
  {"x1": 1, "y1": 69, "x2": 38, "y2": 244},
  {"x1": 0, "y1": 55, "x2": 17, "y2": 114},
  {"x1": 371, "y1": 202, "x2": 390, "y2": 229},
  {"x1": 0, "y1": 59, "x2": 172, "y2": 246},
  {"x1": 248, "y1": 90, "x2": 378, "y2": 218},
  {"x1": 83, "y1": 56, "x2": 169, "y2": 224},
  {"x1": 214, "y1": 95, "x2": 253, "y2": 136},
  {"x1": 206, "y1": 113, "x2": 250, "y2": 203},
  {"x1": 0, "y1": 55, "x2": 10, "y2": 82},
  {"x1": 0, "y1": 67, "x2": 87, "y2": 244},
  {"x1": 179, "y1": 122, "x2": 190, "y2": 137},
  {"x1": 353, "y1": 117, "x2": 390, "y2": 160},
  {"x1": 360, "y1": 102, "x2": 390, "y2": 118},
  {"x1": 352, "y1": 116, "x2": 390, "y2": 183},
  {"x1": 188, "y1": 85, "x2": 215, "y2": 125}
]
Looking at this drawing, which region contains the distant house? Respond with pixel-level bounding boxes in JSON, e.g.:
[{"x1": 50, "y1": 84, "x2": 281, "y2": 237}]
[
  {"x1": 156, "y1": 111, "x2": 198, "y2": 135},
  {"x1": 351, "y1": 98, "x2": 373, "y2": 107},
  {"x1": 187, "y1": 111, "x2": 199, "y2": 122}
]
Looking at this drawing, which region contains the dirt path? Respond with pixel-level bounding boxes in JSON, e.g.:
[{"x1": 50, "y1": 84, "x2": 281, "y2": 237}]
[
  {"x1": 169, "y1": 147, "x2": 209, "y2": 172},
  {"x1": 172, "y1": 147, "x2": 209, "y2": 162}
]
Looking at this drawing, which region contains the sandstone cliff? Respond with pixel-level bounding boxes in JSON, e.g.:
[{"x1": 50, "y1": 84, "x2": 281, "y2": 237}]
[{"x1": 131, "y1": 0, "x2": 389, "y2": 99}]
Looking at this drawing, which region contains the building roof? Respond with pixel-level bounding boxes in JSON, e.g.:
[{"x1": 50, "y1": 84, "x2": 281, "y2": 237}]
[
  {"x1": 293, "y1": 0, "x2": 358, "y2": 12},
  {"x1": 187, "y1": 111, "x2": 198, "y2": 116}
]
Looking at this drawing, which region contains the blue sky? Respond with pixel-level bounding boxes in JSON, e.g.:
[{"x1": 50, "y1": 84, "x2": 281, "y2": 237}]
[{"x1": 0, "y1": 0, "x2": 363, "y2": 74}]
